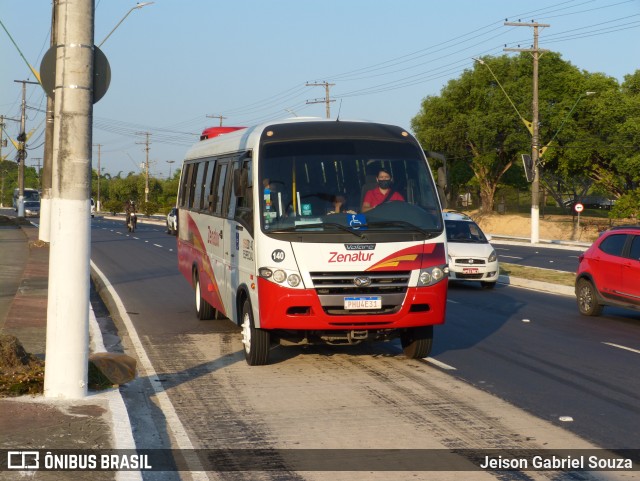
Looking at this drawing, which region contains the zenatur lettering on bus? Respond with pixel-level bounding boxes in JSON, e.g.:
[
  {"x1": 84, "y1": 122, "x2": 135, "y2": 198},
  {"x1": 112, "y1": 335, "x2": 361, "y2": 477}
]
[{"x1": 328, "y1": 251, "x2": 374, "y2": 263}]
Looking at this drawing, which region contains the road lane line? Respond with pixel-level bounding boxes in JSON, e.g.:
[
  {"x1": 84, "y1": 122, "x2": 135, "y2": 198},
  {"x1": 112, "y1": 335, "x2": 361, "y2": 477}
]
[
  {"x1": 603, "y1": 342, "x2": 640, "y2": 355},
  {"x1": 424, "y1": 358, "x2": 457, "y2": 370},
  {"x1": 153, "y1": 244, "x2": 163, "y2": 248},
  {"x1": 500, "y1": 255, "x2": 524, "y2": 260},
  {"x1": 90, "y1": 261, "x2": 210, "y2": 480}
]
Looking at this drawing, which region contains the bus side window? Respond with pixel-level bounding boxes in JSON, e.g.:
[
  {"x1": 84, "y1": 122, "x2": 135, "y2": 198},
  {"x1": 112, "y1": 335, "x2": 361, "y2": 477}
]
[
  {"x1": 179, "y1": 163, "x2": 194, "y2": 208},
  {"x1": 234, "y1": 159, "x2": 253, "y2": 232},
  {"x1": 212, "y1": 163, "x2": 228, "y2": 216},
  {"x1": 193, "y1": 161, "x2": 207, "y2": 211},
  {"x1": 187, "y1": 163, "x2": 200, "y2": 209},
  {"x1": 203, "y1": 159, "x2": 216, "y2": 213}
]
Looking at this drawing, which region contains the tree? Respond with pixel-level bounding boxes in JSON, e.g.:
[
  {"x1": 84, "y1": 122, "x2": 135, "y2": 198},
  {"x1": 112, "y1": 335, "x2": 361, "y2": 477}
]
[
  {"x1": 545, "y1": 70, "x2": 640, "y2": 201},
  {"x1": 412, "y1": 54, "x2": 538, "y2": 213},
  {"x1": 411, "y1": 52, "x2": 616, "y2": 212}
]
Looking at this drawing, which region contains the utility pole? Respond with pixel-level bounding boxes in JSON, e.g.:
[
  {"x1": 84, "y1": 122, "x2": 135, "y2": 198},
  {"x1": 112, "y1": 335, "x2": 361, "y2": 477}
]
[
  {"x1": 505, "y1": 21, "x2": 549, "y2": 244},
  {"x1": 0, "y1": 168, "x2": 7, "y2": 208},
  {"x1": 44, "y1": 0, "x2": 95, "y2": 399},
  {"x1": 0, "y1": 115, "x2": 5, "y2": 162},
  {"x1": 40, "y1": 0, "x2": 57, "y2": 243},
  {"x1": 206, "y1": 114, "x2": 226, "y2": 126},
  {"x1": 94, "y1": 143, "x2": 101, "y2": 211},
  {"x1": 32, "y1": 157, "x2": 42, "y2": 190},
  {"x1": 306, "y1": 81, "x2": 335, "y2": 118},
  {"x1": 13, "y1": 80, "x2": 39, "y2": 217},
  {"x1": 136, "y1": 132, "x2": 151, "y2": 203}
]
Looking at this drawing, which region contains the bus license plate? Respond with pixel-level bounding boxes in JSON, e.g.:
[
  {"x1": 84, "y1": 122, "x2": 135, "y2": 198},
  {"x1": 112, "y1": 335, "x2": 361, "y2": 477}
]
[{"x1": 344, "y1": 296, "x2": 381, "y2": 310}]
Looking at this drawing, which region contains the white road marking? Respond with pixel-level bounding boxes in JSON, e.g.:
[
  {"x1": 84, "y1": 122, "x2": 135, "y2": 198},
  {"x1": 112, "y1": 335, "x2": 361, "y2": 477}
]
[
  {"x1": 153, "y1": 243, "x2": 163, "y2": 248},
  {"x1": 90, "y1": 262, "x2": 210, "y2": 480},
  {"x1": 500, "y1": 255, "x2": 524, "y2": 260},
  {"x1": 424, "y1": 358, "x2": 457, "y2": 370},
  {"x1": 603, "y1": 342, "x2": 640, "y2": 355}
]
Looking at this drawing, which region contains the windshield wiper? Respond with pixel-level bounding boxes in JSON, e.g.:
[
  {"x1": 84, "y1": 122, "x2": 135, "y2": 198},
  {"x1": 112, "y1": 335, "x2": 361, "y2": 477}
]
[
  {"x1": 366, "y1": 220, "x2": 435, "y2": 237},
  {"x1": 269, "y1": 222, "x2": 365, "y2": 238}
]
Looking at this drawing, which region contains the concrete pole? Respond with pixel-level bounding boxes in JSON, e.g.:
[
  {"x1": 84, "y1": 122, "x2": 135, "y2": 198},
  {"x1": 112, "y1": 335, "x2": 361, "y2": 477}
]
[
  {"x1": 44, "y1": 0, "x2": 94, "y2": 399},
  {"x1": 16, "y1": 81, "x2": 27, "y2": 218},
  {"x1": 530, "y1": 25, "x2": 541, "y2": 244},
  {"x1": 39, "y1": 0, "x2": 57, "y2": 243}
]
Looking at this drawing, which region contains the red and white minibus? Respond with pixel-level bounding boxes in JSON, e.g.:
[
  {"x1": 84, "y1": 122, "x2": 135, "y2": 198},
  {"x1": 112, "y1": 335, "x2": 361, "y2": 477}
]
[{"x1": 177, "y1": 118, "x2": 448, "y2": 365}]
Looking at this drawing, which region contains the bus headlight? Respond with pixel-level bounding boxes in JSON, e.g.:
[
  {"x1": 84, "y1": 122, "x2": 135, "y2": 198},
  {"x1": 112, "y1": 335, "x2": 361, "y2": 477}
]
[
  {"x1": 419, "y1": 271, "x2": 432, "y2": 284},
  {"x1": 258, "y1": 267, "x2": 304, "y2": 288},
  {"x1": 418, "y1": 266, "x2": 447, "y2": 286},
  {"x1": 258, "y1": 268, "x2": 273, "y2": 278},
  {"x1": 273, "y1": 270, "x2": 287, "y2": 283}
]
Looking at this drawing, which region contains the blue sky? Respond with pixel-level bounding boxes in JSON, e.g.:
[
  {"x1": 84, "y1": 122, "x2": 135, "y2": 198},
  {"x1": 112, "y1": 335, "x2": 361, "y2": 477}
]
[{"x1": 1, "y1": 0, "x2": 639, "y2": 178}]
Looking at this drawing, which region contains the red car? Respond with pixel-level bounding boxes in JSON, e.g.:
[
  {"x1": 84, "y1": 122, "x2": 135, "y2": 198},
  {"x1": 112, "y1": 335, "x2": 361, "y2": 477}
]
[{"x1": 575, "y1": 225, "x2": 640, "y2": 316}]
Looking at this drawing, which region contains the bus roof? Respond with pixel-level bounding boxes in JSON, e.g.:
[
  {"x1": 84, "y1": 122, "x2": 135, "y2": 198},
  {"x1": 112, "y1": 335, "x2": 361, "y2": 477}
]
[{"x1": 183, "y1": 117, "x2": 416, "y2": 162}]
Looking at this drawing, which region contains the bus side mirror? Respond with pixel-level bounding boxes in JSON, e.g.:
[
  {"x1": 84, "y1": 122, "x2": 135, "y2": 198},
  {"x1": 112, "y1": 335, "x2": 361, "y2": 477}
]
[{"x1": 234, "y1": 168, "x2": 249, "y2": 197}]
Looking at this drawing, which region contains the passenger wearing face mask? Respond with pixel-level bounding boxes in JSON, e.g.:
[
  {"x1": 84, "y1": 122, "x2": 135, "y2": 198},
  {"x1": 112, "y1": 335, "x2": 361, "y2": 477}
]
[{"x1": 362, "y1": 168, "x2": 404, "y2": 212}]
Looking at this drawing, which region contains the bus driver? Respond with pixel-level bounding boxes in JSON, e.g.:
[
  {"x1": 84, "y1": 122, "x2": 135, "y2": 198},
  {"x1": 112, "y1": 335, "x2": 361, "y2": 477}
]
[{"x1": 362, "y1": 168, "x2": 404, "y2": 212}]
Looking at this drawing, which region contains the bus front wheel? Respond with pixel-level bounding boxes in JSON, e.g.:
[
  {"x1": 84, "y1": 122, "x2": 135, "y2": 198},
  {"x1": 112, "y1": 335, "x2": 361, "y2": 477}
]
[
  {"x1": 400, "y1": 325, "x2": 433, "y2": 359},
  {"x1": 241, "y1": 299, "x2": 270, "y2": 366}
]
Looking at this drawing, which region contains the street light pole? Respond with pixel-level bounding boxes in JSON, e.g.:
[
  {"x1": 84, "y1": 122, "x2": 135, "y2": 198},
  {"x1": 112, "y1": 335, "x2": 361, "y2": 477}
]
[
  {"x1": 166, "y1": 160, "x2": 175, "y2": 179},
  {"x1": 97, "y1": 2, "x2": 154, "y2": 48},
  {"x1": 94, "y1": 143, "x2": 101, "y2": 211},
  {"x1": 505, "y1": 21, "x2": 550, "y2": 244}
]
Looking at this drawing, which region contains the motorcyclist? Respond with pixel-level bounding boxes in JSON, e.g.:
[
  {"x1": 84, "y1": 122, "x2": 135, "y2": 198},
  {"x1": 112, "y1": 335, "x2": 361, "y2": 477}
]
[{"x1": 125, "y1": 200, "x2": 137, "y2": 229}]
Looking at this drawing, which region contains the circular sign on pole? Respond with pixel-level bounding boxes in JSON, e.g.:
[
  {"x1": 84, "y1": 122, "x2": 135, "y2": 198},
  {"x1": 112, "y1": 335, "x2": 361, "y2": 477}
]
[
  {"x1": 574, "y1": 203, "x2": 584, "y2": 213},
  {"x1": 40, "y1": 45, "x2": 111, "y2": 103}
]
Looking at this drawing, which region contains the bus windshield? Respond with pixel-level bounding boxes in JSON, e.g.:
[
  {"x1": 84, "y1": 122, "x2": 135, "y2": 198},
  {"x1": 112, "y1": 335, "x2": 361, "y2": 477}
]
[{"x1": 259, "y1": 138, "x2": 443, "y2": 237}]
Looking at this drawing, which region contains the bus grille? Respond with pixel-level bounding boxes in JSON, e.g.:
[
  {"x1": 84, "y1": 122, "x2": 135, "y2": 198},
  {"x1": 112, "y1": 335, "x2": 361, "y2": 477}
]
[
  {"x1": 309, "y1": 271, "x2": 411, "y2": 316},
  {"x1": 310, "y1": 271, "x2": 410, "y2": 295}
]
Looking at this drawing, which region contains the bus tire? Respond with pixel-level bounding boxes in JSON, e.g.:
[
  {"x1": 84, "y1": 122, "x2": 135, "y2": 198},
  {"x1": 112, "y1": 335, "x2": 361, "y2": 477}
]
[
  {"x1": 400, "y1": 325, "x2": 433, "y2": 359},
  {"x1": 241, "y1": 298, "x2": 270, "y2": 366},
  {"x1": 194, "y1": 273, "x2": 215, "y2": 320}
]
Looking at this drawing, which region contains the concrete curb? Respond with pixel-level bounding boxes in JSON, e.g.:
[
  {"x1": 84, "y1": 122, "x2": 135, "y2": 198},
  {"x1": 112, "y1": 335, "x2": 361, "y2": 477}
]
[
  {"x1": 498, "y1": 274, "x2": 575, "y2": 297},
  {"x1": 89, "y1": 306, "x2": 143, "y2": 481},
  {"x1": 489, "y1": 234, "x2": 591, "y2": 251}
]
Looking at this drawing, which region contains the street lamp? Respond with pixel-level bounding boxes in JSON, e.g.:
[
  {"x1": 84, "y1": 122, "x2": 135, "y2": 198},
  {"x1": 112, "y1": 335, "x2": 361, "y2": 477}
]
[
  {"x1": 98, "y1": 2, "x2": 154, "y2": 48},
  {"x1": 166, "y1": 160, "x2": 175, "y2": 179}
]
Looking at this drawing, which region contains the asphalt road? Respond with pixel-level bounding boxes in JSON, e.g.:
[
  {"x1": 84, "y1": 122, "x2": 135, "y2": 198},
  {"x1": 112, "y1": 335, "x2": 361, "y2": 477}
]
[
  {"x1": 492, "y1": 241, "x2": 585, "y2": 272},
  {"x1": 87, "y1": 215, "x2": 640, "y2": 469}
]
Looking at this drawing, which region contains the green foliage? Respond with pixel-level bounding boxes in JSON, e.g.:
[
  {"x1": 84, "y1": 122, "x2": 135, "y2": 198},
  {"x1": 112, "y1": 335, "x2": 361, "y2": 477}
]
[
  {"x1": 140, "y1": 201, "x2": 159, "y2": 216},
  {"x1": 609, "y1": 189, "x2": 640, "y2": 219},
  {"x1": 103, "y1": 199, "x2": 123, "y2": 214},
  {"x1": 412, "y1": 52, "x2": 640, "y2": 212}
]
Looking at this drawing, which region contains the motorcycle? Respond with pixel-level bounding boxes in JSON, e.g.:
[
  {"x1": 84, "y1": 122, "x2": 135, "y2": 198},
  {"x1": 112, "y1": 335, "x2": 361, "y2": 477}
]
[{"x1": 127, "y1": 212, "x2": 137, "y2": 232}]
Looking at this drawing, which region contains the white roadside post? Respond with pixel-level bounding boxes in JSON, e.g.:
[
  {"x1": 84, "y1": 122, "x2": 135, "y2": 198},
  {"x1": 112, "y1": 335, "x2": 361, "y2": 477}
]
[
  {"x1": 575, "y1": 203, "x2": 584, "y2": 231},
  {"x1": 44, "y1": 0, "x2": 94, "y2": 398}
]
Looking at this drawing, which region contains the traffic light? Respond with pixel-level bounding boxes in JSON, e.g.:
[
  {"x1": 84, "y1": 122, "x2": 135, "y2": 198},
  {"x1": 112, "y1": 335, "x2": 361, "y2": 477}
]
[{"x1": 522, "y1": 154, "x2": 534, "y2": 182}]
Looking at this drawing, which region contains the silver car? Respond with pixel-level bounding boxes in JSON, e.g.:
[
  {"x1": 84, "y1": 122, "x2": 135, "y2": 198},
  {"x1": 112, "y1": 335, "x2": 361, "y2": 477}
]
[{"x1": 24, "y1": 201, "x2": 41, "y2": 217}]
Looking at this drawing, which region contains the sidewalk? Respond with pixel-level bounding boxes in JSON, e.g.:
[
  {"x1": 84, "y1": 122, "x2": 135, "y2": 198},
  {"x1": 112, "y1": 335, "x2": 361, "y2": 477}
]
[{"x1": 0, "y1": 216, "x2": 129, "y2": 480}]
